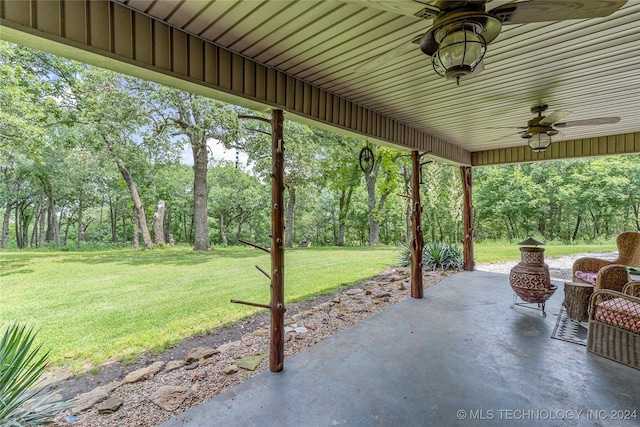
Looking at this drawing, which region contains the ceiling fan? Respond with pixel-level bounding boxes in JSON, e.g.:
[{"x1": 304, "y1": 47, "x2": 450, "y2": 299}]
[
  {"x1": 348, "y1": 0, "x2": 628, "y2": 84},
  {"x1": 515, "y1": 104, "x2": 620, "y2": 152}
]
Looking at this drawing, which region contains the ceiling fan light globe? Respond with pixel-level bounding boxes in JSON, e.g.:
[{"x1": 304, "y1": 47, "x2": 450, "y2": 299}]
[
  {"x1": 436, "y1": 26, "x2": 485, "y2": 69},
  {"x1": 528, "y1": 133, "x2": 552, "y2": 152}
]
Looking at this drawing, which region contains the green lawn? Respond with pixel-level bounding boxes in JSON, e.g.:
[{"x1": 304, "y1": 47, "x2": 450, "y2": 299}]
[
  {"x1": 0, "y1": 246, "x2": 396, "y2": 371},
  {"x1": 473, "y1": 242, "x2": 617, "y2": 263},
  {"x1": 1, "y1": 242, "x2": 618, "y2": 372}
]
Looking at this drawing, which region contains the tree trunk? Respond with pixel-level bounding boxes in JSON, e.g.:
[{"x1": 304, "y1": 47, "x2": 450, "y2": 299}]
[
  {"x1": 77, "y1": 196, "x2": 83, "y2": 248},
  {"x1": 235, "y1": 215, "x2": 245, "y2": 245},
  {"x1": 572, "y1": 215, "x2": 582, "y2": 241},
  {"x1": 152, "y1": 200, "x2": 166, "y2": 244},
  {"x1": 365, "y1": 169, "x2": 377, "y2": 245},
  {"x1": 192, "y1": 140, "x2": 210, "y2": 250},
  {"x1": 48, "y1": 196, "x2": 61, "y2": 248},
  {"x1": 110, "y1": 196, "x2": 117, "y2": 244},
  {"x1": 220, "y1": 213, "x2": 228, "y2": 246},
  {"x1": 15, "y1": 205, "x2": 22, "y2": 249},
  {"x1": 133, "y1": 215, "x2": 139, "y2": 249},
  {"x1": 1, "y1": 201, "x2": 12, "y2": 249},
  {"x1": 38, "y1": 198, "x2": 46, "y2": 248},
  {"x1": 337, "y1": 188, "x2": 352, "y2": 247},
  {"x1": 122, "y1": 214, "x2": 127, "y2": 243},
  {"x1": 115, "y1": 157, "x2": 154, "y2": 249},
  {"x1": 284, "y1": 183, "x2": 295, "y2": 248}
]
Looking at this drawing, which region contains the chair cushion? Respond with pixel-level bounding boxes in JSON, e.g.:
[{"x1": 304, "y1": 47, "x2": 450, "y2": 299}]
[
  {"x1": 575, "y1": 270, "x2": 598, "y2": 284},
  {"x1": 594, "y1": 298, "x2": 640, "y2": 334}
]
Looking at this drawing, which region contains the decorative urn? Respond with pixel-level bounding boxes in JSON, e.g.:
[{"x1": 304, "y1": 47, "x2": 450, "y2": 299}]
[{"x1": 509, "y1": 237, "x2": 557, "y2": 307}]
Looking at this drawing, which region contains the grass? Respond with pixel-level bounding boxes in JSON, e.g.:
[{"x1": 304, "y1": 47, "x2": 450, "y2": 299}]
[
  {"x1": 0, "y1": 245, "x2": 396, "y2": 371},
  {"x1": 473, "y1": 242, "x2": 617, "y2": 263},
  {"x1": 1, "y1": 242, "x2": 619, "y2": 372}
]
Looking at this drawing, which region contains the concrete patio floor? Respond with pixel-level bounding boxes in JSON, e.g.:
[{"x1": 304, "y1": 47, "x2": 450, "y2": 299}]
[{"x1": 160, "y1": 271, "x2": 640, "y2": 426}]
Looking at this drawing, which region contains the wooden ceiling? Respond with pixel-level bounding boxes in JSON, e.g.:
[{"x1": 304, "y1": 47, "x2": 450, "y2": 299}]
[
  {"x1": 115, "y1": 0, "x2": 640, "y2": 151},
  {"x1": 1, "y1": 0, "x2": 639, "y2": 164}
]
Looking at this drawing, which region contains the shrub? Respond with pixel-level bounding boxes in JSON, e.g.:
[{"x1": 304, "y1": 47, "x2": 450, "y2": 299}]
[
  {"x1": 0, "y1": 324, "x2": 70, "y2": 426},
  {"x1": 396, "y1": 241, "x2": 463, "y2": 271},
  {"x1": 423, "y1": 242, "x2": 463, "y2": 271}
]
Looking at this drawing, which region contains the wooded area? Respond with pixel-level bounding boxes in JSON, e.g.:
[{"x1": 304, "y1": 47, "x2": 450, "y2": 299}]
[{"x1": 1, "y1": 43, "x2": 639, "y2": 251}]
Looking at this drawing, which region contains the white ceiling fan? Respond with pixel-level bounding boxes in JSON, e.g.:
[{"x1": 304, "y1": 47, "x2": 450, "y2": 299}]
[{"x1": 347, "y1": 0, "x2": 628, "y2": 84}]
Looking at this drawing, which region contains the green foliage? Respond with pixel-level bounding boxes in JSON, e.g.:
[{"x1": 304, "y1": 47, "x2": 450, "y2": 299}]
[
  {"x1": 422, "y1": 242, "x2": 463, "y2": 271},
  {"x1": 396, "y1": 241, "x2": 463, "y2": 271},
  {"x1": 0, "y1": 324, "x2": 70, "y2": 426}
]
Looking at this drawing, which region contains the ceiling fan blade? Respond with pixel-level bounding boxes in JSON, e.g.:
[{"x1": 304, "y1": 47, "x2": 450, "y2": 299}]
[
  {"x1": 488, "y1": 0, "x2": 628, "y2": 25},
  {"x1": 341, "y1": 0, "x2": 440, "y2": 19},
  {"x1": 555, "y1": 117, "x2": 621, "y2": 128},
  {"x1": 540, "y1": 110, "x2": 572, "y2": 125}
]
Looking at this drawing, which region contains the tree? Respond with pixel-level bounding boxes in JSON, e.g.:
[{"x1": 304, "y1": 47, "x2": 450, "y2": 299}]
[
  {"x1": 150, "y1": 88, "x2": 238, "y2": 250},
  {"x1": 363, "y1": 146, "x2": 400, "y2": 245},
  {"x1": 317, "y1": 132, "x2": 362, "y2": 246},
  {"x1": 244, "y1": 119, "x2": 319, "y2": 247}
]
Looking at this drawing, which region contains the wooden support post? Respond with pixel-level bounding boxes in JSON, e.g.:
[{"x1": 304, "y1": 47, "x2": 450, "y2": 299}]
[
  {"x1": 460, "y1": 166, "x2": 475, "y2": 271},
  {"x1": 411, "y1": 151, "x2": 424, "y2": 299},
  {"x1": 270, "y1": 109, "x2": 285, "y2": 372}
]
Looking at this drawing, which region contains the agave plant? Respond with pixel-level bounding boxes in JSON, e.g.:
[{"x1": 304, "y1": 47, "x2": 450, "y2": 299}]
[
  {"x1": 0, "y1": 324, "x2": 70, "y2": 426},
  {"x1": 397, "y1": 241, "x2": 463, "y2": 271},
  {"x1": 423, "y1": 241, "x2": 463, "y2": 271}
]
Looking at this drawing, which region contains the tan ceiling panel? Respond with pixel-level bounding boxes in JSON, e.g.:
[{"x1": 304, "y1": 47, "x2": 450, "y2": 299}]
[{"x1": 2, "y1": 0, "x2": 638, "y2": 163}]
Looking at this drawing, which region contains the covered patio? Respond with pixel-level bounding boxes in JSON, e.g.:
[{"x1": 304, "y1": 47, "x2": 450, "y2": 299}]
[
  {"x1": 160, "y1": 271, "x2": 639, "y2": 427},
  {"x1": 2, "y1": 1, "x2": 640, "y2": 425}
]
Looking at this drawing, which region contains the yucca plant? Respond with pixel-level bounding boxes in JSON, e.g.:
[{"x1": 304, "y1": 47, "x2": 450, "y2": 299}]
[
  {"x1": 423, "y1": 241, "x2": 463, "y2": 271},
  {"x1": 397, "y1": 241, "x2": 463, "y2": 271},
  {"x1": 0, "y1": 324, "x2": 70, "y2": 426}
]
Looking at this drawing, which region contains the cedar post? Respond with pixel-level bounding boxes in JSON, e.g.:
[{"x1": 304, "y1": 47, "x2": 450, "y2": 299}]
[
  {"x1": 460, "y1": 166, "x2": 475, "y2": 271},
  {"x1": 411, "y1": 151, "x2": 424, "y2": 299},
  {"x1": 270, "y1": 109, "x2": 285, "y2": 372}
]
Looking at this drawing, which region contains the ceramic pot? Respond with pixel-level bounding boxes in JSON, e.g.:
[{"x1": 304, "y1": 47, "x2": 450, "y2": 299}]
[{"x1": 509, "y1": 247, "x2": 556, "y2": 303}]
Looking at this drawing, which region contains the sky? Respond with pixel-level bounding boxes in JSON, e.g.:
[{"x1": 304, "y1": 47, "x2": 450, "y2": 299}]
[{"x1": 181, "y1": 139, "x2": 250, "y2": 168}]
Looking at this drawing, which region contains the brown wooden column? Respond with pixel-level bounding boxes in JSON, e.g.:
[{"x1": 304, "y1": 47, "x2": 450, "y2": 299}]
[
  {"x1": 460, "y1": 166, "x2": 475, "y2": 271},
  {"x1": 410, "y1": 151, "x2": 424, "y2": 299},
  {"x1": 270, "y1": 109, "x2": 285, "y2": 372}
]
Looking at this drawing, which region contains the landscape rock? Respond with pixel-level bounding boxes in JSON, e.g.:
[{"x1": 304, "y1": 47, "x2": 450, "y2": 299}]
[
  {"x1": 217, "y1": 340, "x2": 242, "y2": 353},
  {"x1": 374, "y1": 292, "x2": 391, "y2": 299},
  {"x1": 236, "y1": 352, "x2": 268, "y2": 371},
  {"x1": 186, "y1": 346, "x2": 219, "y2": 362},
  {"x1": 72, "y1": 381, "x2": 121, "y2": 413},
  {"x1": 251, "y1": 328, "x2": 269, "y2": 337},
  {"x1": 294, "y1": 326, "x2": 308, "y2": 334},
  {"x1": 97, "y1": 397, "x2": 123, "y2": 414},
  {"x1": 315, "y1": 301, "x2": 334, "y2": 310},
  {"x1": 346, "y1": 288, "x2": 363, "y2": 295},
  {"x1": 224, "y1": 365, "x2": 239, "y2": 375},
  {"x1": 396, "y1": 282, "x2": 406, "y2": 290},
  {"x1": 284, "y1": 326, "x2": 293, "y2": 333},
  {"x1": 184, "y1": 361, "x2": 199, "y2": 370},
  {"x1": 334, "y1": 303, "x2": 350, "y2": 314},
  {"x1": 298, "y1": 310, "x2": 314, "y2": 319},
  {"x1": 150, "y1": 386, "x2": 193, "y2": 412},
  {"x1": 164, "y1": 360, "x2": 186, "y2": 373},
  {"x1": 123, "y1": 361, "x2": 165, "y2": 384}
]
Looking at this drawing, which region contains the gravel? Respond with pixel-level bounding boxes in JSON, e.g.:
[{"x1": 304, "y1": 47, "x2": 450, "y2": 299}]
[{"x1": 50, "y1": 267, "x2": 455, "y2": 427}]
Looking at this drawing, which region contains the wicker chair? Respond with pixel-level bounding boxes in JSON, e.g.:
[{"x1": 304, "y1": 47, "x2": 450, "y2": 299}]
[
  {"x1": 587, "y1": 281, "x2": 640, "y2": 369},
  {"x1": 572, "y1": 231, "x2": 640, "y2": 293}
]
